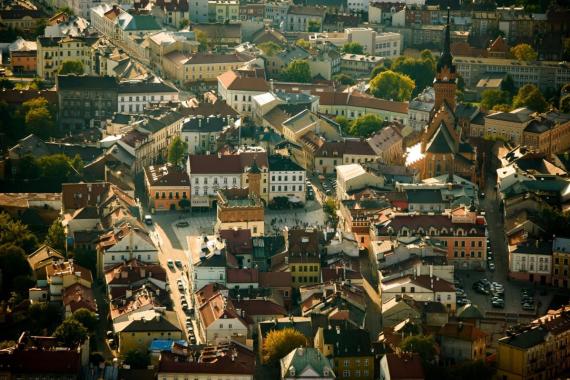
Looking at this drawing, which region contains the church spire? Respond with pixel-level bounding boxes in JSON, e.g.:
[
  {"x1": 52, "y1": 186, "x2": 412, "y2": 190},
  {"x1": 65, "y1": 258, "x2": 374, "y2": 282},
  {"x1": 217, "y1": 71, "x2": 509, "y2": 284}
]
[{"x1": 437, "y1": 7, "x2": 454, "y2": 74}]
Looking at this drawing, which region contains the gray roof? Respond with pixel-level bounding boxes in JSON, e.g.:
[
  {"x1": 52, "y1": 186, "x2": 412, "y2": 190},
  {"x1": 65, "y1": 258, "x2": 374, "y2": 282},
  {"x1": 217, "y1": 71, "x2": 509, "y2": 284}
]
[
  {"x1": 118, "y1": 81, "x2": 178, "y2": 94},
  {"x1": 57, "y1": 75, "x2": 118, "y2": 91},
  {"x1": 406, "y1": 189, "x2": 443, "y2": 204},
  {"x1": 268, "y1": 155, "x2": 304, "y2": 172},
  {"x1": 499, "y1": 326, "x2": 548, "y2": 349},
  {"x1": 486, "y1": 107, "x2": 534, "y2": 123},
  {"x1": 182, "y1": 116, "x2": 228, "y2": 133}
]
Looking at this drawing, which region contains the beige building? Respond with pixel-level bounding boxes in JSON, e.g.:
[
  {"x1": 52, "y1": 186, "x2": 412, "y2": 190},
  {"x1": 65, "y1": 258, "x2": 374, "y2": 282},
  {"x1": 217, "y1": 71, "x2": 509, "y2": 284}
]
[
  {"x1": 317, "y1": 90, "x2": 409, "y2": 124},
  {"x1": 148, "y1": 31, "x2": 200, "y2": 72},
  {"x1": 336, "y1": 163, "x2": 384, "y2": 201},
  {"x1": 340, "y1": 53, "x2": 384, "y2": 76},
  {"x1": 483, "y1": 107, "x2": 534, "y2": 144},
  {"x1": 208, "y1": 0, "x2": 239, "y2": 22},
  {"x1": 36, "y1": 36, "x2": 99, "y2": 80},
  {"x1": 522, "y1": 111, "x2": 570, "y2": 155},
  {"x1": 162, "y1": 52, "x2": 253, "y2": 85}
]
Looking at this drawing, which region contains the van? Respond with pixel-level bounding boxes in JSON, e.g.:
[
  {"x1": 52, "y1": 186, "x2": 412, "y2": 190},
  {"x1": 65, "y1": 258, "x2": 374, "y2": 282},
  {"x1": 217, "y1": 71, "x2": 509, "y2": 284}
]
[{"x1": 144, "y1": 215, "x2": 153, "y2": 225}]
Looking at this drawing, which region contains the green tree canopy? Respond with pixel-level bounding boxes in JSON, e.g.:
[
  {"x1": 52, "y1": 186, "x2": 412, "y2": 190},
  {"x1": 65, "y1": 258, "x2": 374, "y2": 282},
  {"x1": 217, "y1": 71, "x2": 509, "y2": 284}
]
[
  {"x1": 480, "y1": 89, "x2": 511, "y2": 111},
  {"x1": 0, "y1": 212, "x2": 38, "y2": 252},
  {"x1": 258, "y1": 41, "x2": 283, "y2": 56},
  {"x1": 27, "y1": 301, "x2": 62, "y2": 333},
  {"x1": 500, "y1": 74, "x2": 516, "y2": 96},
  {"x1": 262, "y1": 328, "x2": 307, "y2": 364},
  {"x1": 348, "y1": 114, "x2": 385, "y2": 137},
  {"x1": 342, "y1": 42, "x2": 364, "y2": 54},
  {"x1": 69, "y1": 247, "x2": 96, "y2": 274},
  {"x1": 167, "y1": 136, "x2": 188, "y2": 167},
  {"x1": 54, "y1": 318, "x2": 88, "y2": 347},
  {"x1": 295, "y1": 39, "x2": 311, "y2": 50},
  {"x1": 512, "y1": 84, "x2": 548, "y2": 112},
  {"x1": 492, "y1": 104, "x2": 512, "y2": 112},
  {"x1": 370, "y1": 64, "x2": 388, "y2": 79},
  {"x1": 510, "y1": 43, "x2": 538, "y2": 61},
  {"x1": 45, "y1": 219, "x2": 66, "y2": 252},
  {"x1": 0, "y1": 244, "x2": 31, "y2": 298},
  {"x1": 37, "y1": 154, "x2": 76, "y2": 181},
  {"x1": 400, "y1": 334, "x2": 437, "y2": 363},
  {"x1": 335, "y1": 115, "x2": 349, "y2": 133},
  {"x1": 281, "y1": 60, "x2": 311, "y2": 83},
  {"x1": 25, "y1": 107, "x2": 54, "y2": 138},
  {"x1": 332, "y1": 73, "x2": 355, "y2": 86},
  {"x1": 59, "y1": 60, "x2": 84, "y2": 75},
  {"x1": 123, "y1": 349, "x2": 151, "y2": 369},
  {"x1": 307, "y1": 20, "x2": 320, "y2": 32},
  {"x1": 390, "y1": 53, "x2": 435, "y2": 95},
  {"x1": 72, "y1": 308, "x2": 98, "y2": 333},
  {"x1": 370, "y1": 70, "x2": 415, "y2": 102},
  {"x1": 0, "y1": 79, "x2": 14, "y2": 89}
]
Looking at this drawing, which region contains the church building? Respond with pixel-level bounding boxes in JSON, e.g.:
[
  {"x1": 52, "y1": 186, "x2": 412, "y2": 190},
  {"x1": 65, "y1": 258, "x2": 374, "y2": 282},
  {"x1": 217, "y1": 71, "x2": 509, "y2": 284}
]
[{"x1": 406, "y1": 9, "x2": 476, "y2": 182}]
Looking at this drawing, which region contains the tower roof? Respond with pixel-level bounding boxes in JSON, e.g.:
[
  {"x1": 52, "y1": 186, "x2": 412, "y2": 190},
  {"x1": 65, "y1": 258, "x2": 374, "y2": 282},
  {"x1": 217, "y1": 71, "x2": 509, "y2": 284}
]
[
  {"x1": 248, "y1": 158, "x2": 261, "y2": 174},
  {"x1": 437, "y1": 7, "x2": 455, "y2": 74}
]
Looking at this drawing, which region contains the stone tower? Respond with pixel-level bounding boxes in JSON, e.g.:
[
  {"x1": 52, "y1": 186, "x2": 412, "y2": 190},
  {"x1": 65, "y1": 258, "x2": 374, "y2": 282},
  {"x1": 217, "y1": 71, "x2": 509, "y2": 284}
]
[
  {"x1": 433, "y1": 7, "x2": 457, "y2": 111},
  {"x1": 247, "y1": 158, "x2": 261, "y2": 198}
]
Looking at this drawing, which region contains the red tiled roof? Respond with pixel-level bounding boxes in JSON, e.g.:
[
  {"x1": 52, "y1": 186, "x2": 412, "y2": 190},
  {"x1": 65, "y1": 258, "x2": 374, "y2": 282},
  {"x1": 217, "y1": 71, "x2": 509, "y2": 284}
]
[
  {"x1": 234, "y1": 299, "x2": 286, "y2": 316},
  {"x1": 45, "y1": 261, "x2": 93, "y2": 284},
  {"x1": 226, "y1": 268, "x2": 259, "y2": 284},
  {"x1": 63, "y1": 283, "x2": 97, "y2": 313},
  {"x1": 158, "y1": 344, "x2": 254, "y2": 375},
  {"x1": 218, "y1": 70, "x2": 269, "y2": 92},
  {"x1": 438, "y1": 322, "x2": 487, "y2": 341},
  {"x1": 259, "y1": 271, "x2": 292, "y2": 288},
  {"x1": 188, "y1": 154, "x2": 242, "y2": 174},
  {"x1": 105, "y1": 259, "x2": 166, "y2": 286},
  {"x1": 220, "y1": 229, "x2": 253, "y2": 254},
  {"x1": 318, "y1": 91, "x2": 408, "y2": 114},
  {"x1": 411, "y1": 275, "x2": 455, "y2": 292},
  {"x1": 385, "y1": 353, "x2": 425, "y2": 380}
]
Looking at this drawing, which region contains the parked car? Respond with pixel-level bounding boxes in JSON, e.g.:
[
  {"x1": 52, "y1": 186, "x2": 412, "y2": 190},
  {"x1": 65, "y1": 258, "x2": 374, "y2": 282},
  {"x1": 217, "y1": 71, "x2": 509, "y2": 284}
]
[
  {"x1": 144, "y1": 214, "x2": 153, "y2": 225},
  {"x1": 167, "y1": 259, "x2": 175, "y2": 269},
  {"x1": 488, "y1": 262, "x2": 495, "y2": 271},
  {"x1": 175, "y1": 259, "x2": 183, "y2": 268},
  {"x1": 176, "y1": 221, "x2": 189, "y2": 228}
]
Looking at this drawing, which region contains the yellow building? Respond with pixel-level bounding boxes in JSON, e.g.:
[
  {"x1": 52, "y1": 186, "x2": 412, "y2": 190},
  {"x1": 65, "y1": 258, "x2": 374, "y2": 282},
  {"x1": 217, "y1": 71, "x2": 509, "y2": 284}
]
[
  {"x1": 36, "y1": 36, "x2": 98, "y2": 80},
  {"x1": 286, "y1": 227, "x2": 321, "y2": 287},
  {"x1": 496, "y1": 305, "x2": 570, "y2": 380},
  {"x1": 115, "y1": 310, "x2": 183, "y2": 353},
  {"x1": 483, "y1": 107, "x2": 534, "y2": 144},
  {"x1": 45, "y1": 260, "x2": 93, "y2": 301},
  {"x1": 162, "y1": 51, "x2": 252, "y2": 85},
  {"x1": 208, "y1": 0, "x2": 239, "y2": 22},
  {"x1": 552, "y1": 238, "x2": 570, "y2": 289},
  {"x1": 314, "y1": 326, "x2": 374, "y2": 380},
  {"x1": 317, "y1": 91, "x2": 409, "y2": 123}
]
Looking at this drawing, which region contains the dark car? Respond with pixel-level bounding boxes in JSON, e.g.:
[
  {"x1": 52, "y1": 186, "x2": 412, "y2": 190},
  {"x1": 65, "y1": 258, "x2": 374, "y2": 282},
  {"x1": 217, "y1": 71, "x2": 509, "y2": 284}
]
[{"x1": 176, "y1": 221, "x2": 189, "y2": 227}]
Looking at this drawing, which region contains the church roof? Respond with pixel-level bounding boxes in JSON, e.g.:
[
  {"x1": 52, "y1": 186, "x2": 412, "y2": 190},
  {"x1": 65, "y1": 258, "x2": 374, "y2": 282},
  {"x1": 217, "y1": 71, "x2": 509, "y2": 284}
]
[
  {"x1": 426, "y1": 122, "x2": 455, "y2": 154},
  {"x1": 436, "y1": 8, "x2": 455, "y2": 74}
]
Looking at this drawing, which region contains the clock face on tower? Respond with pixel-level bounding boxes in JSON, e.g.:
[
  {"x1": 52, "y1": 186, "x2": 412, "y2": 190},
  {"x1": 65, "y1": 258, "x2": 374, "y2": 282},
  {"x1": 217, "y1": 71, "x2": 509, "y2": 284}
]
[{"x1": 443, "y1": 76, "x2": 448, "y2": 81}]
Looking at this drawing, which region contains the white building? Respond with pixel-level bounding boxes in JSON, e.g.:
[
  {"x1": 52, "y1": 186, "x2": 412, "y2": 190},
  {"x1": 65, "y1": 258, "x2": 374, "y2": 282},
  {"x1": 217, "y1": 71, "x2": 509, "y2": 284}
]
[
  {"x1": 96, "y1": 223, "x2": 159, "y2": 277},
  {"x1": 118, "y1": 80, "x2": 179, "y2": 113},
  {"x1": 187, "y1": 154, "x2": 244, "y2": 207},
  {"x1": 408, "y1": 86, "x2": 435, "y2": 131},
  {"x1": 509, "y1": 241, "x2": 552, "y2": 285},
  {"x1": 336, "y1": 163, "x2": 384, "y2": 201},
  {"x1": 71, "y1": 0, "x2": 99, "y2": 20},
  {"x1": 380, "y1": 274, "x2": 456, "y2": 313},
  {"x1": 309, "y1": 28, "x2": 402, "y2": 58},
  {"x1": 268, "y1": 155, "x2": 306, "y2": 204},
  {"x1": 217, "y1": 70, "x2": 270, "y2": 116},
  {"x1": 347, "y1": 0, "x2": 369, "y2": 13},
  {"x1": 181, "y1": 115, "x2": 234, "y2": 155}
]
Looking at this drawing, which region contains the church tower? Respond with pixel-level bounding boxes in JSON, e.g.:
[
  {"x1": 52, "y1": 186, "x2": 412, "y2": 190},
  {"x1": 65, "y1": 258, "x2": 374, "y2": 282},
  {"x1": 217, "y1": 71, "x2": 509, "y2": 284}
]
[
  {"x1": 247, "y1": 158, "x2": 261, "y2": 198},
  {"x1": 433, "y1": 7, "x2": 456, "y2": 111}
]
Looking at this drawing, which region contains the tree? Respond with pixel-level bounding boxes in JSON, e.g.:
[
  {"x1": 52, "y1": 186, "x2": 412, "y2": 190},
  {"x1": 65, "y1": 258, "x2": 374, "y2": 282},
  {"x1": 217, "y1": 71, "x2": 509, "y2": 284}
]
[
  {"x1": 512, "y1": 84, "x2": 548, "y2": 112},
  {"x1": 123, "y1": 349, "x2": 150, "y2": 369},
  {"x1": 335, "y1": 115, "x2": 349, "y2": 133},
  {"x1": 560, "y1": 94, "x2": 570, "y2": 113},
  {"x1": 167, "y1": 136, "x2": 188, "y2": 167},
  {"x1": 59, "y1": 60, "x2": 84, "y2": 75},
  {"x1": 70, "y1": 247, "x2": 96, "y2": 274},
  {"x1": 0, "y1": 341, "x2": 16, "y2": 349},
  {"x1": 258, "y1": 41, "x2": 283, "y2": 57},
  {"x1": 332, "y1": 73, "x2": 355, "y2": 85},
  {"x1": 0, "y1": 212, "x2": 38, "y2": 252},
  {"x1": 37, "y1": 154, "x2": 76, "y2": 181},
  {"x1": 178, "y1": 198, "x2": 191, "y2": 211},
  {"x1": 54, "y1": 318, "x2": 88, "y2": 347},
  {"x1": 295, "y1": 39, "x2": 311, "y2": 50},
  {"x1": 179, "y1": 19, "x2": 189, "y2": 29},
  {"x1": 492, "y1": 104, "x2": 512, "y2": 112},
  {"x1": 17, "y1": 155, "x2": 40, "y2": 179},
  {"x1": 370, "y1": 70, "x2": 415, "y2": 102},
  {"x1": 500, "y1": 74, "x2": 516, "y2": 97},
  {"x1": 537, "y1": 207, "x2": 570, "y2": 239},
  {"x1": 0, "y1": 79, "x2": 14, "y2": 89},
  {"x1": 281, "y1": 60, "x2": 311, "y2": 83},
  {"x1": 262, "y1": 328, "x2": 307, "y2": 364},
  {"x1": 400, "y1": 335, "x2": 436, "y2": 363},
  {"x1": 45, "y1": 219, "x2": 66, "y2": 252},
  {"x1": 342, "y1": 42, "x2": 364, "y2": 54},
  {"x1": 307, "y1": 20, "x2": 320, "y2": 32},
  {"x1": 196, "y1": 31, "x2": 208, "y2": 52},
  {"x1": 72, "y1": 308, "x2": 98, "y2": 333},
  {"x1": 370, "y1": 64, "x2": 388, "y2": 79},
  {"x1": 390, "y1": 54, "x2": 435, "y2": 95},
  {"x1": 0, "y1": 244, "x2": 31, "y2": 297},
  {"x1": 480, "y1": 89, "x2": 511, "y2": 111},
  {"x1": 25, "y1": 107, "x2": 55, "y2": 138},
  {"x1": 510, "y1": 43, "x2": 538, "y2": 61},
  {"x1": 70, "y1": 154, "x2": 84, "y2": 175},
  {"x1": 348, "y1": 114, "x2": 385, "y2": 136},
  {"x1": 28, "y1": 302, "x2": 61, "y2": 332}
]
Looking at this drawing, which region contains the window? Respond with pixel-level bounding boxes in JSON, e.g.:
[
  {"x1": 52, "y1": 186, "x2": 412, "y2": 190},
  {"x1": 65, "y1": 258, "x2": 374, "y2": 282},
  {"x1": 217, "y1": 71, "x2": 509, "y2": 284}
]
[
  {"x1": 343, "y1": 370, "x2": 350, "y2": 377},
  {"x1": 410, "y1": 287, "x2": 415, "y2": 293},
  {"x1": 344, "y1": 360, "x2": 350, "y2": 367},
  {"x1": 401, "y1": 287, "x2": 406, "y2": 293}
]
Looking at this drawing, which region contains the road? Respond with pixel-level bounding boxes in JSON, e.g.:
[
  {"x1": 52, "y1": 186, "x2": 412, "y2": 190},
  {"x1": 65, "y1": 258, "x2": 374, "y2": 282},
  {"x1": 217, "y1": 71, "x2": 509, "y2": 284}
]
[{"x1": 456, "y1": 142, "x2": 551, "y2": 319}]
